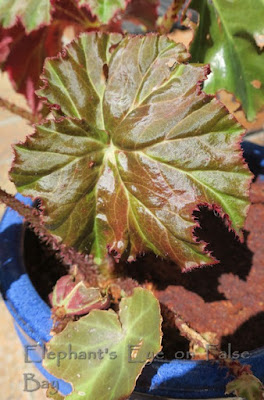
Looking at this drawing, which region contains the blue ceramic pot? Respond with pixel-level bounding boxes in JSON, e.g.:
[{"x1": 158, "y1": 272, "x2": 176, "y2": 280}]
[{"x1": 1, "y1": 141, "x2": 264, "y2": 399}]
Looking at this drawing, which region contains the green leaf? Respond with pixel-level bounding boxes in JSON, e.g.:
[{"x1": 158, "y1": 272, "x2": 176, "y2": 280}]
[
  {"x1": 11, "y1": 33, "x2": 252, "y2": 269},
  {"x1": 189, "y1": 0, "x2": 264, "y2": 121},
  {"x1": 0, "y1": 0, "x2": 51, "y2": 32},
  {"x1": 226, "y1": 373, "x2": 264, "y2": 400},
  {"x1": 44, "y1": 288, "x2": 162, "y2": 400},
  {"x1": 80, "y1": 0, "x2": 127, "y2": 24}
]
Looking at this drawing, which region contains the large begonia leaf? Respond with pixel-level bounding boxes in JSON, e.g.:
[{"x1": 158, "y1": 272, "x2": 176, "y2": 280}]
[
  {"x1": 0, "y1": 0, "x2": 51, "y2": 33},
  {"x1": 11, "y1": 33, "x2": 252, "y2": 269},
  {"x1": 44, "y1": 288, "x2": 162, "y2": 400},
  {"x1": 189, "y1": 0, "x2": 264, "y2": 121},
  {"x1": 0, "y1": 22, "x2": 64, "y2": 114},
  {"x1": 79, "y1": 0, "x2": 127, "y2": 25}
]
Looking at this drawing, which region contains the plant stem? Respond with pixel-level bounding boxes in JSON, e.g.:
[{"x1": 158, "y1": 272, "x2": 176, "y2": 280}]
[
  {"x1": 157, "y1": 0, "x2": 190, "y2": 34},
  {"x1": 0, "y1": 97, "x2": 39, "y2": 124},
  {"x1": 174, "y1": 313, "x2": 216, "y2": 354},
  {"x1": 0, "y1": 188, "x2": 99, "y2": 286},
  {"x1": 174, "y1": 312, "x2": 255, "y2": 377}
]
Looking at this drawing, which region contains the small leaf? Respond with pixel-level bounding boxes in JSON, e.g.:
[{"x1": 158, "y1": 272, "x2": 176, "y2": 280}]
[
  {"x1": 189, "y1": 0, "x2": 264, "y2": 121},
  {"x1": 80, "y1": 0, "x2": 127, "y2": 24},
  {"x1": 0, "y1": 0, "x2": 51, "y2": 32},
  {"x1": 11, "y1": 33, "x2": 252, "y2": 269},
  {"x1": 226, "y1": 373, "x2": 264, "y2": 400},
  {"x1": 44, "y1": 288, "x2": 162, "y2": 400},
  {"x1": 50, "y1": 275, "x2": 109, "y2": 316}
]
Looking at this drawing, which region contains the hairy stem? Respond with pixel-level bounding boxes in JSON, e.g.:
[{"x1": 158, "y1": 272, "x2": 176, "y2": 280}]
[
  {"x1": 0, "y1": 188, "x2": 99, "y2": 286},
  {"x1": 0, "y1": 97, "x2": 39, "y2": 124},
  {"x1": 157, "y1": 0, "x2": 185, "y2": 33}
]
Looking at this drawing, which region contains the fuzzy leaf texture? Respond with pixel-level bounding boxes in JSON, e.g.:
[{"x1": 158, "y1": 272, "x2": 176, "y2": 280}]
[
  {"x1": 189, "y1": 0, "x2": 264, "y2": 121},
  {"x1": 44, "y1": 288, "x2": 162, "y2": 400},
  {"x1": 0, "y1": 0, "x2": 51, "y2": 32},
  {"x1": 11, "y1": 33, "x2": 252, "y2": 269}
]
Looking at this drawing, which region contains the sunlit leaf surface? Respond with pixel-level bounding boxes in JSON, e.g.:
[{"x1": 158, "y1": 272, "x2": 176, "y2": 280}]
[
  {"x1": 44, "y1": 288, "x2": 162, "y2": 400},
  {"x1": 11, "y1": 33, "x2": 252, "y2": 269},
  {"x1": 189, "y1": 0, "x2": 264, "y2": 121}
]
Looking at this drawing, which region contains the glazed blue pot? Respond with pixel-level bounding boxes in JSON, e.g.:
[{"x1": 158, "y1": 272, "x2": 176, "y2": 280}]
[{"x1": 1, "y1": 140, "x2": 264, "y2": 399}]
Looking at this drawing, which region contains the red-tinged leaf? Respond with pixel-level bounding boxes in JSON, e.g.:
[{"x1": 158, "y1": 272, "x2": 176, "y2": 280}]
[
  {"x1": 0, "y1": 27, "x2": 12, "y2": 63},
  {"x1": 124, "y1": 0, "x2": 159, "y2": 30},
  {"x1": 1, "y1": 22, "x2": 64, "y2": 114},
  {"x1": 11, "y1": 33, "x2": 252, "y2": 270},
  {"x1": 52, "y1": 0, "x2": 125, "y2": 33},
  {"x1": 52, "y1": 0, "x2": 99, "y2": 29},
  {"x1": 0, "y1": 0, "x2": 51, "y2": 33},
  {"x1": 50, "y1": 275, "x2": 109, "y2": 316}
]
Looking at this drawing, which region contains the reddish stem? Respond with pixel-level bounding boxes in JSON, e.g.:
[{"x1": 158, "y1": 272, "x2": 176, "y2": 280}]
[{"x1": 0, "y1": 97, "x2": 39, "y2": 124}]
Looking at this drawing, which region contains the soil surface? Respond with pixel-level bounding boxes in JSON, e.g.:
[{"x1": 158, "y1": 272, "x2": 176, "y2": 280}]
[{"x1": 24, "y1": 178, "x2": 264, "y2": 360}]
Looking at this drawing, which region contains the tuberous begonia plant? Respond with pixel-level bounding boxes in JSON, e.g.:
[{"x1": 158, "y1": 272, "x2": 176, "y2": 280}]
[{"x1": 0, "y1": 1, "x2": 263, "y2": 399}]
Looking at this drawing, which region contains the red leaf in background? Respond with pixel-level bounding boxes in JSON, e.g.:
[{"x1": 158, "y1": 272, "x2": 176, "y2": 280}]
[
  {"x1": 124, "y1": 0, "x2": 159, "y2": 30},
  {"x1": 0, "y1": 21, "x2": 65, "y2": 114},
  {"x1": 53, "y1": 0, "x2": 124, "y2": 33},
  {"x1": 0, "y1": 29, "x2": 12, "y2": 63},
  {"x1": 52, "y1": 0, "x2": 98, "y2": 28}
]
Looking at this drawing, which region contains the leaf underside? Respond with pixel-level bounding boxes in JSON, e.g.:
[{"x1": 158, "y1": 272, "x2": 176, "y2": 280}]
[
  {"x1": 189, "y1": 0, "x2": 264, "y2": 121},
  {"x1": 44, "y1": 288, "x2": 162, "y2": 400},
  {"x1": 11, "y1": 32, "x2": 252, "y2": 270}
]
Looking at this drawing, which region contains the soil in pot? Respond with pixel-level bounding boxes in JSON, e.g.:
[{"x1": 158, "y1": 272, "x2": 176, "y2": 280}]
[{"x1": 24, "y1": 177, "x2": 264, "y2": 360}]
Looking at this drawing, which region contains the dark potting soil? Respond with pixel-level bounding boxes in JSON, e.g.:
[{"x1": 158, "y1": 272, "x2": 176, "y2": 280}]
[{"x1": 24, "y1": 178, "x2": 264, "y2": 360}]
